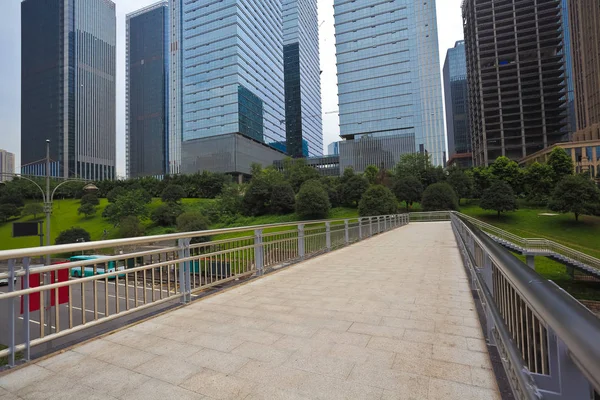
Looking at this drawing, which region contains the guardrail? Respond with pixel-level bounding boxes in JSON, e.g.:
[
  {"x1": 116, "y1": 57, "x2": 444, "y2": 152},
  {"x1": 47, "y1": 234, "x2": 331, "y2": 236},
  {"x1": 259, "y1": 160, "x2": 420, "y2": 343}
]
[
  {"x1": 451, "y1": 213, "x2": 600, "y2": 399},
  {"x1": 0, "y1": 214, "x2": 408, "y2": 365}
]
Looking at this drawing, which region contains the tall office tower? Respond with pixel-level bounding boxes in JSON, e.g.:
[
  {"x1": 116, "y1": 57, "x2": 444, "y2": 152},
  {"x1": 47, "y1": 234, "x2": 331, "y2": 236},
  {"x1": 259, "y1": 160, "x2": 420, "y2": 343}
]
[
  {"x1": 126, "y1": 2, "x2": 169, "y2": 179},
  {"x1": 568, "y1": 0, "x2": 600, "y2": 131},
  {"x1": 0, "y1": 149, "x2": 15, "y2": 182},
  {"x1": 443, "y1": 41, "x2": 472, "y2": 168},
  {"x1": 180, "y1": 0, "x2": 287, "y2": 175},
  {"x1": 21, "y1": 0, "x2": 116, "y2": 180},
  {"x1": 168, "y1": 0, "x2": 182, "y2": 175},
  {"x1": 283, "y1": 0, "x2": 322, "y2": 158},
  {"x1": 561, "y1": 0, "x2": 576, "y2": 135},
  {"x1": 334, "y1": 0, "x2": 446, "y2": 167},
  {"x1": 463, "y1": 0, "x2": 569, "y2": 166}
]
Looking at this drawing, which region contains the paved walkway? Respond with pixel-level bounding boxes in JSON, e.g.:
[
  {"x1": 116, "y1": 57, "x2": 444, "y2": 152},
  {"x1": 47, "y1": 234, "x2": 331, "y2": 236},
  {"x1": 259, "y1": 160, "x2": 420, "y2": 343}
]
[{"x1": 0, "y1": 222, "x2": 500, "y2": 400}]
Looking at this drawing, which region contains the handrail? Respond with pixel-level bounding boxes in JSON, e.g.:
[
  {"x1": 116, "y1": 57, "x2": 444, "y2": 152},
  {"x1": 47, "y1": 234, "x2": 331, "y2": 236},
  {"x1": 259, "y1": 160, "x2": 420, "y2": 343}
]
[{"x1": 454, "y1": 214, "x2": 600, "y2": 397}]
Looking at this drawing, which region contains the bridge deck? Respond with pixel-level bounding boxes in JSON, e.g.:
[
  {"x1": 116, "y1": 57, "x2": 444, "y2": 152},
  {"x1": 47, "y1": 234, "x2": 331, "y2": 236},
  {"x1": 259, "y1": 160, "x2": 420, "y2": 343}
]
[{"x1": 0, "y1": 223, "x2": 500, "y2": 400}]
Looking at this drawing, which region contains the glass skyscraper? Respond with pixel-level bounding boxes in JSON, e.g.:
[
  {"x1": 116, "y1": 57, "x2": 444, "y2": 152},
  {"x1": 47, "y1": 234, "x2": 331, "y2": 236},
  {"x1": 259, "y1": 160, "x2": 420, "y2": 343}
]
[
  {"x1": 283, "y1": 0, "x2": 322, "y2": 158},
  {"x1": 179, "y1": 0, "x2": 286, "y2": 165},
  {"x1": 334, "y1": 0, "x2": 446, "y2": 166},
  {"x1": 21, "y1": 0, "x2": 116, "y2": 180},
  {"x1": 443, "y1": 41, "x2": 472, "y2": 167},
  {"x1": 126, "y1": 2, "x2": 169, "y2": 179}
]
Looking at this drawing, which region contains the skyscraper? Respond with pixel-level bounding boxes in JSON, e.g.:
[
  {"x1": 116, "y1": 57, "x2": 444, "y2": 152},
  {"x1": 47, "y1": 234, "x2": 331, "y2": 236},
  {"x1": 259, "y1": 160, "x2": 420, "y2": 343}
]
[
  {"x1": 443, "y1": 41, "x2": 472, "y2": 168},
  {"x1": 463, "y1": 0, "x2": 569, "y2": 166},
  {"x1": 334, "y1": 0, "x2": 446, "y2": 167},
  {"x1": 179, "y1": 0, "x2": 287, "y2": 175},
  {"x1": 0, "y1": 149, "x2": 15, "y2": 182},
  {"x1": 168, "y1": 0, "x2": 182, "y2": 175},
  {"x1": 568, "y1": 0, "x2": 600, "y2": 131},
  {"x1": 283, "y1": 0, "x2": 322, "y2": 158},
  {"x1": 21, "y1": 0, "x2": 116, "y2": 180},
  {"x1": 126, "y1": 2, "x2": 169, "y2": 179}
]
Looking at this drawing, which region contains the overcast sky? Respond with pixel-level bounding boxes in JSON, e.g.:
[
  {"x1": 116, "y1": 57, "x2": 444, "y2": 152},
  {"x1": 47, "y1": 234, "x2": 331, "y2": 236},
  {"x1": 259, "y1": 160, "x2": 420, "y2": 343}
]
[{"x1": 0, "y1": 0, "x2": 464, "y2": 176}]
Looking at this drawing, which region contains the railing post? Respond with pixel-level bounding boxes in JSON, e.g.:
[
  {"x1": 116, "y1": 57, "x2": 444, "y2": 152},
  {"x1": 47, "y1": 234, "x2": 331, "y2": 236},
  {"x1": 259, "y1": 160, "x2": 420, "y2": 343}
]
[
  {"x1": 8, "y1": 258, "x2": 16, "y2": 367},
  {"x1": 254, "y1": 229, "x2": 264, "y2": 275},
  {"x1": 325, "y1": 222, "x2": 331, "y2": 251},
  {"x1": 344, "y1": 220, "x2": 349, "y2": 245},
  {"x1": 525, "y1": 255, "x2": 535, "y2": 270},
  {"x1": 298, "y1": 224, "x2": 305, "y2": 260},
  {"x1": 384, "y1": 216, "x2": 387, "y2": 231},
  {"x1": 23, "y1": 257, "x2": 31, "y2": 361},
  {"x1": 369, "y1": 217, "x2": 373, "y2": 236},
  {"x1": 178, "y1": 238, "x2": 191, "y2": 303},
  {"x1": 358, "y1": 218, "x2": 363, "y2": 239},
  {"x1": 378, "y1": 216, "x2": 381, "y2": 233}
]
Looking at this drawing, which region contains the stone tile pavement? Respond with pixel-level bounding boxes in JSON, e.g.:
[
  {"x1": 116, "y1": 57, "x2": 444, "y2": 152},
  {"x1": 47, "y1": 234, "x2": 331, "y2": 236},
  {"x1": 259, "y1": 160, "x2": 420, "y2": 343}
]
[{"x1": 0, "y1": 222, "x2": 500, "y2": 399}]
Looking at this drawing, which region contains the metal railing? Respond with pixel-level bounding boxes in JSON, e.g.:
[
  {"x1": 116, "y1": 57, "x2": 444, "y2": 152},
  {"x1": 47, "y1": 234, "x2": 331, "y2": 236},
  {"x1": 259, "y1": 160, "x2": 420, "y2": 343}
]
[
  {"x1": 0, "y1": 214, "x2": 409, "y2": 365},
  {"x1": 451, "y1": 213, "x2": 600, "y2": 399}
]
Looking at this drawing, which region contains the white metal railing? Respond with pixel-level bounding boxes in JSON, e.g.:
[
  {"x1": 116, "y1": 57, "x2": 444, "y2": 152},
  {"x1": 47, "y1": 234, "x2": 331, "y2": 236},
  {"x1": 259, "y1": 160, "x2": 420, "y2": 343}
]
[{"x1": 0, "y1": 214, "x2": 409, "y2": 365}]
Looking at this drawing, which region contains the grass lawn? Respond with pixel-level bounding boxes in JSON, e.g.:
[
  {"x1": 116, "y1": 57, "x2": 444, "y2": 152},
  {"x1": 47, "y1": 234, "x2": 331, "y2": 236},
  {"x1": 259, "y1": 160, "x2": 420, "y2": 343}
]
[{"x1": 460, "y1": 201, "x2": 600, "y2": 259}]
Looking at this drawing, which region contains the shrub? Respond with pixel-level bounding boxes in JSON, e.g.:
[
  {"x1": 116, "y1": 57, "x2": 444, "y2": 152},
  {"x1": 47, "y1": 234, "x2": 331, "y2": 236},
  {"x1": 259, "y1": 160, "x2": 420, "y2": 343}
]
[
  {"x1": 242, "y1": 179, "x2": 272, "y2": 216},
  {"x1": 393, "y1": 176, "x2": 423, "y2": 211},
  {"x1": 119, "y1": 216, "x2": 145, "y2": 238},
  {"x1": 421, "y1": 183, "x2": 458, "y2": 211},
  {"x1": 176, "y1": 212, "x2": 210, "y2": 243},
  {"x1": 77, "y1": 202, "x2": 97, "y2": 219},
  {"x1": 161, "y1": 184, "x2": 186, "y2": 204},
  {"x1": 151, "y1": 203, "x2": 183, "y2": 226},
  {"x1": 270, "y1": 182, "x2": 296, "y2": 214},
  {"x1": 358, "y1": 185, "x2": 398, "y2": 217},
  {"x1": 296, "y1": 181, "x2": 331, "y2": 220},
  {"x1": 55, "y1": 227, "x2": 91, "y2": 245},
  {"x1": 480, "y1": 181, "x2": 517, "y2": 218},
  {"x1": 81, "y1": 193, "x2": 100, "y2": 206},
  {"x1": 106, "y1": 186, "x2": 126, "y2": 203},
  {"x1": 22, "y1": 203, "x2": 44, "y2": 219},
  {"x1": 0, "y1": 204, "x2": 22, "y2": 222}
]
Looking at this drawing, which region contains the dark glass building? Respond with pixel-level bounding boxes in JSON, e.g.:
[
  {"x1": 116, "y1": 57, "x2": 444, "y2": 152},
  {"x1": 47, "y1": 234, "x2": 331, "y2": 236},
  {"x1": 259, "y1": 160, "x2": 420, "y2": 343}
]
[
  {"x1": 443, "y1": 41, "x2": 472, "y2": 168},
  {"x1": 463, "y1": 0, "x2": 569, "y2": 166},
  {"x1": 126, "y1": 2, "x2": 169, "y2": 178},
  {"x1": 21, "y1": 0, "x2": 116, "y2": 179},
  {"x1": 283, "y1": 0, "x2": 322, "y2": 158}
]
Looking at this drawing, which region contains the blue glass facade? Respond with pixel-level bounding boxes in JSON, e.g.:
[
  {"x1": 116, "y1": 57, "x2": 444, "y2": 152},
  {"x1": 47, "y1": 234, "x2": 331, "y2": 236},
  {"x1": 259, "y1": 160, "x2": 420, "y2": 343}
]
[
  {"x1": 21, "y1": 0, "x2": 116, "y2": 180},
  {"x1": 126, "y1": 2, "x2": 169, "y2": 178},
  {"x1": 443, "y1": 41, "x2": 471, "y2": 163},
  {"x1": 283, "y1": 0, "x2": 322, "y2": 158},
  {"x1": 561, "y1": 0, "x2": 576, "y2": 135},
  {"x1": 180, "y1": 0, "x2": 286, "y2": 163},
  {"x1": 334, "y1": 0, "x2": 446, "y2": 166}
]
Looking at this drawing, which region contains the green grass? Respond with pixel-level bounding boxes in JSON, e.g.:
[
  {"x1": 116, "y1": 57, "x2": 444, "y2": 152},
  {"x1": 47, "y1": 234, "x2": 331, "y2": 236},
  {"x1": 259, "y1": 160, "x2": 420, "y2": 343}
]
[
  {"x1": 460, "y1": 201, "x2": 600, "y2": 259},
  {"x1": 0, "y1": 344, "x2": 23, "y2": 367}
]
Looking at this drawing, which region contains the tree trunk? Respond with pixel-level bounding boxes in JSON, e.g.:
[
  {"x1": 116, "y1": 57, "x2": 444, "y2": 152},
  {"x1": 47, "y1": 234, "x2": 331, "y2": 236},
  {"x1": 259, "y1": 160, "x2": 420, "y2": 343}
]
[
  {"x1": 497, "y1": 210, "x2": 501, "y2": 218},
  {"x1": 575, "y1": 213, "x2": 579, "y2": 222}
]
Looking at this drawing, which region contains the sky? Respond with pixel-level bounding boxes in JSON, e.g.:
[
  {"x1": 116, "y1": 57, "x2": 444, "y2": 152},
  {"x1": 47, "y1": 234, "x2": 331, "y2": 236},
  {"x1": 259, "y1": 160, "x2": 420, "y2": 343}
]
[{"x1": 0, "y1": 0, "x2": 464, "y2": 176}]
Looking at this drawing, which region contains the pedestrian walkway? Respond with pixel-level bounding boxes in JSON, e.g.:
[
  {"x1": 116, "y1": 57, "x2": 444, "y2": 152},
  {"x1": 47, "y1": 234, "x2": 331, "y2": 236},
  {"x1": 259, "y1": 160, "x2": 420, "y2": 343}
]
[{"x1": 0, "y1": 222, "x2": 500, "y2": 400}]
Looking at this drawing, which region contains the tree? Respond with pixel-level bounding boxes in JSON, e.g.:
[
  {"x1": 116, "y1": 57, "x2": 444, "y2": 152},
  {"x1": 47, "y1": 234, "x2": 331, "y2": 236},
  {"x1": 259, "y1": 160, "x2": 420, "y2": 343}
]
[
  {"x1": 339, "y1": 169, "x2": 369, "y2": 207},
  {"x1": 119, "y1": 216, "x2": 145, "y2": 238},
  {"x1": 421, "y1": 183, "x2": 459, "y2": 211},
  {"x1": 102, "y1": 189, "x2": 150, "y2": 225},
  {"x1": 0, "y1": 204, "x2": 21, "y2": 222},
  {"x1": 394, "y1": 153, "x2": 432, "y2": 180},
  {"x1": 22, "y1": 203, "x2": 44, "y2": 219},
  {"x1": 81, "y1": 193, "x2": 100, "y2": 206},
  {"x1": 151, "y1": 203, "x2": 183, "y2": 226},
  {"x1": 523, "y1": 162, "x2": 554, "y2": 204},
  {"x1": 446, "y1": 168, "x2": 473, "y2": 204},
  {"x1": 480, "y1": 181, "x2": 517, "y2": 218},
  {"x1": 282, "y1": 158, "x2": 320, "y2": 192},
  {"x1": 78, "y1": 202, "x2": 97, "y2": 219},
  {"x1": 55, "y1": 227, "x2": 91, "y2": 245},
  {"x1": 320, "y1": 177, "x2": 342, "y2": 208},
  {"x1": 549, "y1": 175, "x2": 600, "y2": 221},
  {"x1": 470, "y1": 167, "x2": 493, "y2": 198},
  {"x1": 176, "y1": 212, "x2": 210, "y2": 243},
  {"x1": 296, "y1": 181, "x2": 331, "y2": 219},
  {"x1": 217, "y1": 184, "x2": 244, "y2": 216},
  {"x1": 393, "y1": 176, "x2": 423, "y2": 211},
  {"x1": 269, "y1": 182, "x2": 296, "y2": 214},
  {"x1": 364, "y1": 165, "x2": 379, "y2": 185},
  {"x1": 242, "y1": 167, "x2": 286, "y2": 216},
  {"x1": 358, "y1": 185, "x2": 397, "y2": 217},
  {"x1": 107, "y1": 186, "x2": 126, "y2": 203},
  {"x1": 161, "y1": 184, "x2": 186, "y2": 204},
  {"x1": 489, "y1": 156, "x2": 523, "y2": 193},
  {"x1": 547, "y1": 147, "x2": 574, "y2": 183}
]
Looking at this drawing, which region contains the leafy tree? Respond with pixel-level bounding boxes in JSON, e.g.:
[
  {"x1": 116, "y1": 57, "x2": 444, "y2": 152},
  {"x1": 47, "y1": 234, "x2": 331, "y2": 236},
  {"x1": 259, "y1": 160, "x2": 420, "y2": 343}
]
[
  {"x1": 176, "y1": 212, "x2": 210, "y2": 243},
  {"x1": 358, "y1": 185, "x2": 397, "y2": 217},
  {"x1": 489, "y1": 156, "x2": 523, "y2": 193},
  {"x1": 421, "y1": 183, "x2": 459, "y2": 211},
  {"x1": 0, "y1": 204, "x2": 21, "y2": 222},
  {"x1": 0, "y1": 192, "x2": 25, "y2": 208},
  {"x1": 270, "y1": 181, "x2": 296, "y2": 214},
  {"x1": 161, "y1": 184, "x2": 186, "y2": 204},
  {"x1": 151, "y1": 203, "x2": 183, "y2": 226},
  {"x1": 296, "y1": 181, "x2": 331, "y2": 219},
  {"x1": 119, "y1": 216, "x2": 145, "y2": 238},
  {"x1": 446, "y1": 168, "x2": 473, "y2": 204},
  {"x1": 393, "y1": 176, "x2": 423, "y2": 211},
  {"x1": 55, "y1": 227, "x2": 91, "y2": 245},
  {"x1": 282, "y1": 158, "x2": 320, "y2": 192},
  {"x1": 470, "y1": 167, "x2": 493, "y2": 198},
  {"x1": 394, "y1": 153, "x2": 432, "y2": 179},
  {"x1": 102, "y1": 189, "x2": 150, "y2": 225},
  {"x1": 217, "y1": 184, "x2": 245, "y2": 216},
  {"x1": 81, "y1": 193, "x2": 100, "y2": 206},
  {"x1": 320, "y1": 177, "x2": 342, "y2": 208},
  {"x1": 339, "y1": 168, "x2": 369, "y2": 207},
  {"x1": 107, "y1": 186, "x2": 126, "y2": 203},
  {"x1": 22, "y1": 203, "x2": 44, "y2": 219},
  {"x1": 547, "y1": 147, "x2": 574, "y2": 183},
  {"x1": 78, "y1": 202, "x2": 97, "y2": 219},
  {"x1": 549, "y1": 175, "x2": 600, "y2": 221},
  {"x1": 523, "y1": 162, "x2": 554, "y2": 204},
  {"x1": 364, "y1": 165, "x2": 379, "y2": 185},
  {"x1": 421, "y1": 166, "x2": 446, "y2": 187},
  {"x1": 242, "y1": 167, "x2": 286, "y2": 216},
  {"x1": 480, "y1": 181, "x2": 517, "y2": 218}
]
